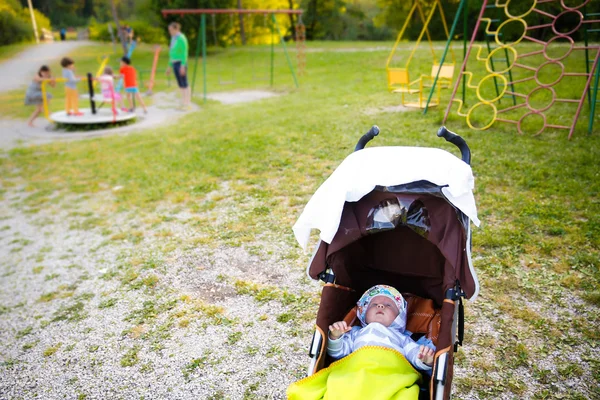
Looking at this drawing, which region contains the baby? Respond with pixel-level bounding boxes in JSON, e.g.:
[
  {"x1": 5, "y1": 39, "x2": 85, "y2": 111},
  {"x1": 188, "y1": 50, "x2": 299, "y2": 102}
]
[{"x1": 328, "y1": 284, "x2": 435, "y2": 371}]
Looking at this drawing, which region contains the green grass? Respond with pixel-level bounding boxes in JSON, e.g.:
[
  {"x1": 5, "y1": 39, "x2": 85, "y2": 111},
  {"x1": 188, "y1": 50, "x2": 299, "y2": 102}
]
[
  {"x1": 43, "y1": 342, "x2": 62, "y2": 357},
  {"x1": 0, "y1": 42, "x2": 32, "y2": 63},
  {"x1": 120, "y1": 345, "x2": 140, "y2": 367},
  {"x1": 0, "y1": 40, "x2": 599, "y2": 398}
]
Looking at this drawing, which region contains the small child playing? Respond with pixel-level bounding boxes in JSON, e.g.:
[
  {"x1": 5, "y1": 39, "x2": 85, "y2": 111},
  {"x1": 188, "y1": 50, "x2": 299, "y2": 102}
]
[
  {"x1": 328, "y1": 284, "x2": 435, "y2": 371},
  {"x1": 119, "y1": 56, "x2": 147, "y2": 113},
  {"x1": 98, "y1": 67, "x2": 125, "y2": 111},
  {"x1": 61, "y1": 57, "x2": 83, "y2": 116},
  {"x1": 24, "y1": 65, "x2": 55, "y2": 127}
]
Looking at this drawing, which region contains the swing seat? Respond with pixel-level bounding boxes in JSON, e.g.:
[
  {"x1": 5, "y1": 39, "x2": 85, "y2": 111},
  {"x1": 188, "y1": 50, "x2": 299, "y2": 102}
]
[
  {"x1": 388, "y1": 70, "x2": 443, "y2": 109},
  {"x1": 428, "y1": 63, "x2": 454, "y2": 89},
  {"x1": 387, "y1": 68, "x2": 421, "y2": 94}
]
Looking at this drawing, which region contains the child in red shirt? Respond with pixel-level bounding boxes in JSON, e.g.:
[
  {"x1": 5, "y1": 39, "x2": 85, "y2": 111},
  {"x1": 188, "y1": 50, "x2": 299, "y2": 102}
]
[{"x1": 119, "y1": 56, "x2": 147, "y2": 113}]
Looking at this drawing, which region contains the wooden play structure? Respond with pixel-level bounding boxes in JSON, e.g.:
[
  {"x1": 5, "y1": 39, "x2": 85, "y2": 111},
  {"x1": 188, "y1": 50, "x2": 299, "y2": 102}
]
[{"x1": 386, "y1": 0, "x2": 456, "y2": 109}]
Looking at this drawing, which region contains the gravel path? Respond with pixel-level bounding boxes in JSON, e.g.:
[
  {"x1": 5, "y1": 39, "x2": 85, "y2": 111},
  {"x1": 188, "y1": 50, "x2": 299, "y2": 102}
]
[
  {"x1": 0, "y1": 185, "x2": 318, "y2": 400},
  {"x1": 0, "y1": 91, "x2": 198, "y2": 150},
  {"x1": 0, "y1": 41, "x2": 93, "y2": 93},
  {"x1": 1, "y1": 184, "x2": 597, "y2": 399}
]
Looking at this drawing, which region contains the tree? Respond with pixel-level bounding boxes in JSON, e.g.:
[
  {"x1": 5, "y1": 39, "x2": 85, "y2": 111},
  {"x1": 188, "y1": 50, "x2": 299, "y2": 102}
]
[
  {"x1": 110, "y1": 0, "x2": 127, "y2": 54},
  {"x1": 238, "y1": 0, "x2": 246, "y2": 45}
]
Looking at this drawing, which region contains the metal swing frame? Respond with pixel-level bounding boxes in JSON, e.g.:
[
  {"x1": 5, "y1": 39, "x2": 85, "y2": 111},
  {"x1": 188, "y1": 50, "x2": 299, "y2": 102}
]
[{"x1": 161, "y1": 9, "x2": 303, "y2": 102}]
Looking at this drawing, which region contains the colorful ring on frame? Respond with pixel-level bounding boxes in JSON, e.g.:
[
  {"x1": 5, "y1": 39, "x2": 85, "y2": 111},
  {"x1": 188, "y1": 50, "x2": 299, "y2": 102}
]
[
  {"x1": 485, "y1": 46, "x2": 517, "y2": 74},
  {"x1": 517, "y1": 111, "x2": 546, "y2": 136},
  {"x1": 466, "y1": 102, "x2": 497, "y2": 131},
  {"x1": 476, "y1": 73, "x2": 508, "y2": 104},
  {"x1": 501, "y1": 0, "x2": 538, "y2": 20},
  {"x1": 526, "y1": 86, "x2": 556, "y2": 113},
  {"x1": 494, "y1": 18, "x2": 528, "y2": 47},
  {"x1": 543, "y1": 36, "x2": 574, "y2": 62},
  {"x1": 551, "y1": 9, "x2": 584, "y2": 37},
  {"x1": 560, "y1": 0, "x2": 591, "y2": 12},
  {"x1": 534, "y1": 60, "x2": 565, "y2": 87}
]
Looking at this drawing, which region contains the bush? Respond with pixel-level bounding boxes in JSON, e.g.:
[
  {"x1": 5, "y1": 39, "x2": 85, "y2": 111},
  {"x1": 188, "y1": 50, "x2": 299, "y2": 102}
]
[
  {"x1": 20, "y1": 8, "x2": 52, "y2": 36},
  {"x1": 0, "y1": 0, "x2": 52, "y2": 45},
  {"x1": 89, "y1": 19, "x2": 167, "y2": 45},
  {"x1": 0, "y1": 9, "x2": 30, "y2": 45}
]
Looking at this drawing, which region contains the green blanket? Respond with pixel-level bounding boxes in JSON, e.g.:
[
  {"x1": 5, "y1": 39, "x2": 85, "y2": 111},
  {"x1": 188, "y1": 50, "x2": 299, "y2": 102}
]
[{"x1": 287, "y1": 346, "x2": 422, "y2": 400}]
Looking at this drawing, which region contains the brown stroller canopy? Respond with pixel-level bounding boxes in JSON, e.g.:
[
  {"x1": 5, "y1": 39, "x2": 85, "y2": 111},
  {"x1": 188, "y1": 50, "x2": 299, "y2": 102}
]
[{"x1": 307, "y1": 188, "x2": 478, "y2": 306}]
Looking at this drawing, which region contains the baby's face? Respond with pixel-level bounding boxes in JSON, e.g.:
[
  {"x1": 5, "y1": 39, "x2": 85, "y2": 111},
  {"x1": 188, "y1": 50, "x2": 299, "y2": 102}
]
[{"x1": 365, "y1": 295, "x2": 399, "y2": 327}]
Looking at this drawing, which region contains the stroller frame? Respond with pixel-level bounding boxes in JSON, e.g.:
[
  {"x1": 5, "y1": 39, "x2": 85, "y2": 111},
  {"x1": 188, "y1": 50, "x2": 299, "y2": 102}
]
[{"x1": 304, "y1": 126, "x2": 475, "y2": 400}]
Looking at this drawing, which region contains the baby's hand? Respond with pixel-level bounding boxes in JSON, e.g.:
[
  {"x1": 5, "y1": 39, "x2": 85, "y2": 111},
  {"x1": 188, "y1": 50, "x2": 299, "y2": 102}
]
[
  {"x1": 417, "y1": 345, "x2": 435, "y2": 366},
  {"x1": 328, "y1": 321, "x2": 351, "y2": 340}
]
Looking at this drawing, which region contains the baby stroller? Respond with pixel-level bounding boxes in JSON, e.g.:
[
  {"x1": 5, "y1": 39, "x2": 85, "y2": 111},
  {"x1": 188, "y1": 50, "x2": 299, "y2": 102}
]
[{"x1": 292, "y1": 126, "x2": 480, "y2": 400}]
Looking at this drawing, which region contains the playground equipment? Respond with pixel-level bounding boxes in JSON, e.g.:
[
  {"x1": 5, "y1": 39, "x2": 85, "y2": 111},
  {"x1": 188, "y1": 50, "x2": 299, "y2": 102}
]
[
  {"x1": 442, "y1": 0, "x2": 600, "y2": 139},
  {"x1": 386, "y1": 0, "x2": 456, "y2": 109},
  {"x1": 146, "y1": 46, "x2": 162, "y2": 95},
  {"x1": 41, "y1": 73, "x2": 136, "y2": 125},
  {"x1": 583, "y1": 4, "x2": 600, "y2": 134},
  {"x1": 108, "y1": 23, "x2": 117, "y2": 53},
  {"x1": 161, "y1": 8, "x2": 303, "y2": 102},
  {"x1": 295, "y1": 14, "x2": 306, "y2": 76},
  {"x1": 91, "y1": 55, "x2": 110, "y2": 89},
  {"x1": 208, "y1": 12, "x2": 274, "y2": 84}
]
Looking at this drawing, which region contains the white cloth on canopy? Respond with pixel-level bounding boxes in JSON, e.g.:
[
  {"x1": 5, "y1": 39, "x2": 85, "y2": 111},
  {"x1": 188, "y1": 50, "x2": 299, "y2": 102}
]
[{"x1": 293, "y1": 146, "x2": 480, "y2": 251}]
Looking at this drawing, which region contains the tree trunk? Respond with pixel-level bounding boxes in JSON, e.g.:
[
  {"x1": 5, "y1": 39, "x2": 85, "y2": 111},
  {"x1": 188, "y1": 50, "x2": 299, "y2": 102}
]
[
  {"x1": 238, "y1": 0, "x2": 246, "y2": 45},
  {"x1": 307, "y1": 0, "x2": 318, "y2": 40},
  {"x1": 110, "y1": 0, "x2": 127, "y2": 55},
  {"x1": 287, "y1": 0, "x2": 296, "y2": 39}
]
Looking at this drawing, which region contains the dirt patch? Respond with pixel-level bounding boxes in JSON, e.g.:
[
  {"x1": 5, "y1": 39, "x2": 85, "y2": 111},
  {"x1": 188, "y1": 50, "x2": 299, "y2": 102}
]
[
  {"x1": 205, "y1": 90, "x2": 280, "y2": 104},
  {"x1": 364, "y1": 104, "x2": 414, "y2": 115}
]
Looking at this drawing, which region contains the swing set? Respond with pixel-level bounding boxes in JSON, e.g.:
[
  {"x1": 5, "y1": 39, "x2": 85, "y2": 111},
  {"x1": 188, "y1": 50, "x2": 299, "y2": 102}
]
[
  {"x1": 161, "y1": 9, "x2": 304, "y2": 102},
  {"x1": 386, "y1": 0, "x2": 456, "y2": 109}
]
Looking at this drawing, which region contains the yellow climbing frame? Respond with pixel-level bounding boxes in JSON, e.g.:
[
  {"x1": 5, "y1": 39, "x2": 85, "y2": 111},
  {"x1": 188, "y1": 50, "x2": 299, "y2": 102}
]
[
  {"x1": 449, "y1": 0, "x2": 533, "y2": 130},
  {"x1": 386, "y1": 0, "x2": 456, "y2": 108}
]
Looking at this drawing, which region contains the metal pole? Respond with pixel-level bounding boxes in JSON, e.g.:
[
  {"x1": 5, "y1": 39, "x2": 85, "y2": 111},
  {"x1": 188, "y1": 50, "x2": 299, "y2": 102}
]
[
  {"x1": 589, "y1": 56, "x2": 599, "y2": 135},
  {"x1": 202, "y1": 14, "x2": 207, "y2": 102},
  {"x1": 583, "y1": 4, "x2": 591, "y2": 109},
  {"x1": 462, "y1": 0, "x2": 468, "y2": 105},
  {"x1": 424, "y1": 0, "x2": 467, "y2": 114},
  {"x1": 270, "y1": 14, "x2": 275, "y2": 87},
  {"x1": 108, "y1": 23, "x2": 116, "y2": 54},
  {"x1": 272, "y1": 14, "x2": 298, "y2": 88},
  {"x1": 126, "y1": 40, "x2": 136, "y2": 59},
  {"x1": 192, "y1": 16, "x2": 203, "y2": 97},
  {"x1": 27, "y1": 0, "x2": 39, "y2": 44},
  {"x1": 504, "y1": 45, "x2": 517, "y2": 105},
  {"x1": 569, "y1": 51, "x2": 599, "y2": 139},
  {"x1": 87, "y1": 73, "x2": 96, "y2": 115},
  {"x1": 41, "y1": 80, "x2": 50, "y2": 120},
  {"x1": 443, "y1": 0, "x2": 487, "y2": 125},
  {"x1": 485, "y1": 37, "x2": 501, "y2": 101}
]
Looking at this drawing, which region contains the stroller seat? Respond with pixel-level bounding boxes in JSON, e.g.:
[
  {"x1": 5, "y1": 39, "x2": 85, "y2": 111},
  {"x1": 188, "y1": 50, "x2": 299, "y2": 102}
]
[{"x1": 341, "y1": 293, "x2": 441, "y2": 346}]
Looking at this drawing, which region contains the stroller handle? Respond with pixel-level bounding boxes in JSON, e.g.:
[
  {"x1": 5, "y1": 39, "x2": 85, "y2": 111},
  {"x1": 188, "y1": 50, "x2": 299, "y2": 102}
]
[
  {"x1": 437, "y1": 126, "x2": 471, "y2": 165},
  {"x1": 354, "y1": 125, "x2": 380, "y2": 152}
]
